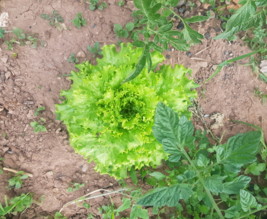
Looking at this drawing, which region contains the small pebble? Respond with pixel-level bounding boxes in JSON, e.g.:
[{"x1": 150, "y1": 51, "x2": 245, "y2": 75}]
[
  {"x1": 204, "y1": 32, "x2": 211, "y2": 39},
  {"x1": 76, "y1": 50, "x2": 86, "y2": 58},
  {"x1": 186, "y1": 51, "x2": 192, "y2": 57}
]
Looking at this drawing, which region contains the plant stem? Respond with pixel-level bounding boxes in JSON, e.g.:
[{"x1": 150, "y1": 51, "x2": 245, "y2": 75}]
[
  {"x1": 237, "y1": 205, "x2": 267, "y2": 219},
  {"x1": 181, "y1": 148, "x2": 225, "y2": 219}
]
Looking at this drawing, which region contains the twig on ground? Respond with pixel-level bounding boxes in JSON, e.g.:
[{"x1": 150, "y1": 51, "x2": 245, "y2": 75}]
[
  {"x1": 3, "y1": 167, "x2": 33, "y2": 178},
  {"x1": 59, "y1": 188, "x2": 128, "y2": 213}
]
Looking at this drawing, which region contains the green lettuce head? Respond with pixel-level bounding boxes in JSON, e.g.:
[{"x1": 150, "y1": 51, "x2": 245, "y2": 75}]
[{"x1": 56, "y1": 43, "x2": 197, "y2": 179}]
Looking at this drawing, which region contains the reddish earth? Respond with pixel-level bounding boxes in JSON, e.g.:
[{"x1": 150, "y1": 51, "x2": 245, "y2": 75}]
[{"x1": 0, "y1": 0, "x2": 266, "y2": 218}]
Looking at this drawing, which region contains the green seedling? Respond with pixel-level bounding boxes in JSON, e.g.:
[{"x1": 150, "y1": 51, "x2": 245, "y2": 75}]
[
  {"x1": 54, "y1": 212, "x2": 67, "y2": 219},
  {"x1": 117, "y1": 0, "x2": 125, "y2": 7},
  {"x1": 254, "y1": 88, "x2": 267, "y2": 103},
  {"x1": 98, "y1": 204, "x2": 116, "y2": 219},
  {"x1": 0, "y1": 28, "x2": 5, "y2": 39},
  {"x1": 40, "y1": 10, "x2": 64, "y2": 27},
  {"x1": 67, "y1": 53, "x2": 79, "y2": 64},
  {"x1": 113, "y1": 23, "x2": 134, "y2": 39},
  {"x1": 8, "y1": 171, "x2": 29, "y2": 189},
  {"x1": 4, "y1": 28, "x2": 38, "y2": 50},
  {"x1": 87, "y1": 42, "x2": 102, "y2": 56},
  {"x1": 34, "y1": 106, "x2": 45, "y2": 116},
  {"x1": 30, "y1": 121, "x2": 47, "y2": 133},
  {"x1": 0, "y1": 194, "x2": 32, "y2": 217},
  {"x1": 67, "y1": 183, "x2": 85, "y2": 192},
  {"x1": 72, "y1": 13, "x2": 87, "y2": 29},
  {"x1": 88, "y1": 0, "x2": 107, "y2": 11}
]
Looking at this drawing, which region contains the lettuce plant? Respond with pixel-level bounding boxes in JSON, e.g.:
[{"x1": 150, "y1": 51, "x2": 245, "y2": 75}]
[{"x1": 56, "y1": 43, "x2": 197, "y2": 179}]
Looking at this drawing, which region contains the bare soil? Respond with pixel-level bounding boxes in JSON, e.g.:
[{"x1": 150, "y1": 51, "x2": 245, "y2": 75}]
[{"x1": 0, "y1": 0, "x2": 266, "y2": 218}]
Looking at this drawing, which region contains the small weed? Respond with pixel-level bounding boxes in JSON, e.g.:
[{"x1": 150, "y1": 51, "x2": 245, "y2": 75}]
[
  {"x1": 40, "y1": 10, "x2": 64, "y2": 26},
  {"x1": 67, "y1": 183, "x2": 85, "y2": 192},
  {"x1": 88, "y1": 0, "x2": 108, "y2": 11},
  {"x1": 87, "y1": 42, "x2": 102, "y2": 56},
  {"x1": 254, "y1": 88, "x2": 267, "y2": 103},
  {"x1": 34, "y1": 106, "x2": 45, "y2": 116},
  {"x1": 67, "y1": 53, "x2": 79, "y2": 64},
  {"x1": 117, "y1": 0, "x2": 125, "y2": 7},
  {"x1": 8, "y1": 171, "x2": 29, "y2": 189},
  {"x1": 0, "y1": 194, "x2": 32, "y2": 217},
  {"x1": 54, "y1": 212, "x2": 67, "y2": 219},
  {"x1": 30, "y1": 121, "x2": 47, "y2": 133},
  {"x1": 113, "y1": 23, "x2": 134, "y2": 38},
  {"x1": 98, "y1": 204, "x2": 116, "y2": 219},
  {"x1": 0, "y1": 27, "x2": 5, "y2": 39},
  {"x1": 4, "y1": 28, "x2": 38, "y2": 50},
  {"x1": 72, "y1": 13, "x2": 87, "y2": 29}
]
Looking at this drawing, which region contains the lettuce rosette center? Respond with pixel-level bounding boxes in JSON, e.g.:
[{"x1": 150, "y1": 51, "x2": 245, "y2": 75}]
[{"x1": 56, "y1": 43, "x2": 198, "y2": 179}]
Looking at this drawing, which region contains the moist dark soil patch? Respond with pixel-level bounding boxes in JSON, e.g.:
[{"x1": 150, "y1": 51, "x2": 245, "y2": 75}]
[{"x1": 0, "y1": 0, "x2": 266, "y2": 218}]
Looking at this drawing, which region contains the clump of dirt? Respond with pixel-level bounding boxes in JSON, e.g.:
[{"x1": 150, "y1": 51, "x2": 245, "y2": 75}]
[{"x1": 0, "y1": 0, "x2": 266, "y2": 218}]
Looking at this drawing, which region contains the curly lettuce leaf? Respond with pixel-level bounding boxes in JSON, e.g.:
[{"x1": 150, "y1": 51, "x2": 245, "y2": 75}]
[{"x1": 56, "y1": 43, "x2": 197, "y2": 179}]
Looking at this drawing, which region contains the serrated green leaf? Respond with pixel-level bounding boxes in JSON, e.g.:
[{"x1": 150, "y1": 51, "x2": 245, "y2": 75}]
[
  {"x1": 126, "y1": 22, "x2": 135, "y2": 31},
  {"x1": 256, "y1": 0, "x2": 267, "y2": 6},
  {"x1": 218, "y1": 131, "x2": 261, "y2": 167},
  {"x1": 222, "y1": 175, "x2": 251, "y2": 194},
  {"x1": 185, "y1": 16, "x2": 209, "y2": 23},
  {"x1": 182, "y1": 23, "x2": 203, "y2": 44},
  {"x1": 132, "y1": 41, "x2": 145, "y2": 47},
  {"x1": 224, "y1": 205, "x2": 242, "y2": 218},
  {"x1": 115, "y1": 198, "x2": 131, "y2": 215},
  {"x1": 196, "y1": 154, "x2": 210, "y2": 167},
  {"x1": 225, "y1": 0, "x2": 256, "y2": 32},
  {"x1": 158, "y1": 23, "x2": 173, "y2": 33},
  {"x1": 153, "y1": 103, "x2": 194, "y2": 150},
  {"x1": 134, "y1": 0, "x2": 161, "y2": 22},
  {"x1": 245, "y1": 163, "x2": 266, "y2": 176},
  {"x1": 204, "y1": 175, "x2": 226, "y2": 194},
  {"x1": 149, "y1": 171, "x2": 166, "y2": 181},
  {"x1": 165, "y1": 35, "x2": 189, "y2": 51},
  {"x1": 130, "y1": 205, "x2": 149, "y2": 219},
  {"x1": 137, "y1": 184, "x2": 192, "y2": 207},
  {"x1": 240, "y1": 190, "x2": 260, "y2": 212}
]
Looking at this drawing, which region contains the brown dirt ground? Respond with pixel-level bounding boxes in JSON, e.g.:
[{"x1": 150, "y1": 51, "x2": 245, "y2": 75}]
[{"x1": 0, "y1": 0, "x2": 266, "y2": 218}]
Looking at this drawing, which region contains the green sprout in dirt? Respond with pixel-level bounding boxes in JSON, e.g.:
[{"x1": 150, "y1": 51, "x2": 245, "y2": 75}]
[
  {"x1": 34, "y1": 106, "x2": 45, "y2": 116},
  {"x1": 88, "y1": 0, "x2": 108, "y2": 11},
  {"x1": 4, "y1": 28, "x2": 38, "y2": 50},
  {"x1": 254, "y1": 88, "x2": 267, "y2": 103},
  {"x1": 8, "y1": 171, "x2": 29, "y2": 189},
  {"x1": 30, "y1": 121, "x2": 47, "y2": 133},
  {"x1": 72, "y1": 13, "x2": 87, "y2": 29},
  {"x1": 0, "y1": 194, "x2": 32, "y2": 218},
  {"x1": 117, "y1": 0, "x2": 125, "y2": 7},
  {"x1": 40, "y1": 10, "x2": 64, "y2": 28},
  {"x1": 0, "y1": 28, "x2": 5, "y2": 39},
  {"x1": 67, "y1": 53, "x2": 79, "y2": 64},
  {"x1": 113, "y1": 23, "x2": 134, "y2": 39},
  {"x1": 67, "y1": 183, "x2": 85, "y2": 192},
  {"x1": 87, "y1": 42, "x2": 102, "y2": 57}
]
